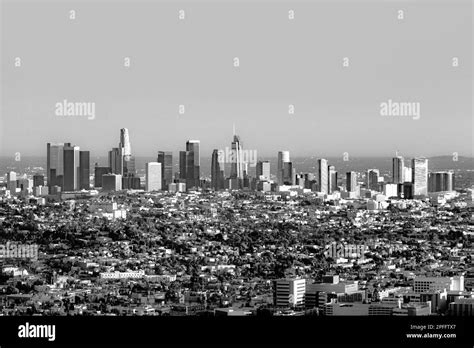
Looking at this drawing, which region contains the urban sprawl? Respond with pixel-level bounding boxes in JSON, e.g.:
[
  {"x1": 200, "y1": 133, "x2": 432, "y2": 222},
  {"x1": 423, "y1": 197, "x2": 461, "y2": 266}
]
[{"x1": 1, "y1": 128, "x2": 473, "y2": 316}]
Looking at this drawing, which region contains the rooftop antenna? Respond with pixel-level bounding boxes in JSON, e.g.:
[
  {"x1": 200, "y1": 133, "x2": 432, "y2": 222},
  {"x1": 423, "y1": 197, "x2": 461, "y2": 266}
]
[{"x1": 233, "y1": 123, "x2": 236, "y2": 136}]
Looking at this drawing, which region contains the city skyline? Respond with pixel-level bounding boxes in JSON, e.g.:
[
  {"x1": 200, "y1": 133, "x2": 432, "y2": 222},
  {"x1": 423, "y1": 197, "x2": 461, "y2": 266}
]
[{"x1": 18, "y1": 128, "x2": 465, "y2": 199}]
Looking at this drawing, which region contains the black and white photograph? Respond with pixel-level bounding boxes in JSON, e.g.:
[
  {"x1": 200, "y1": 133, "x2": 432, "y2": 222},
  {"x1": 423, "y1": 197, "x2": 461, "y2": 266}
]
[{"x1": 0, "y1": 0, "x2": 473, "y2": 346}]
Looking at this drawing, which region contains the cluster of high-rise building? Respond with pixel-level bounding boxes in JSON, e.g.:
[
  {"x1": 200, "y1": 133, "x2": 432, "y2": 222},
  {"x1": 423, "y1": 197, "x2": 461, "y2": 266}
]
[
  {"x1": 46, "y1": 142, "x2": 90, "y2": 193},
  {"x1": 39, "y1": 128, "x2": 455, "y2": 199}
]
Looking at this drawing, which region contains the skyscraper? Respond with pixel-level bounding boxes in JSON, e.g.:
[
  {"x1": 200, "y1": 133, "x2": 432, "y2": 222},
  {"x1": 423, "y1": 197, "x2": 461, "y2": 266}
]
[
  {"x1": 317, "y1": 159, "x2": 328, "y2": 194},
  {"x1": 63, "y1": 144, "x2": 80, "y2": 191},
  {"x1": 146, "y1": 162, "x2": 162, "y2": 191},
  {"x1": 230, "y1": 135, "x2": 243, "y2": 179},
  {"x1": 109, "y1": 147, "x2": 123, "y2": 175},
  {"x1": 211, "y1": 149, "x2": 225, "y2": 190},
  {"x1": 120, "y1": 128, "x2": 131, "y2": 161},
  {"x1": 185, "y1": 140, "x2": 200, "y2": 189},
  {"x1": 282, "y1": 162, "x2": 294, "y2": 185},
  {"x1": 346, "y1": 171, "x2": 357, "y2": 192},
  {"x1": 47, "y1": 142, "x2": 67, "y2": 188},
  {"x1": 412, "y1": 158, "x2": 428, "y2": 197},
  {"x1": 108, "y1": 128, "x2": 132, "y2": 177},
  {"x1": 157, "y1": 151, "x2": 173, "y2": 188},
  {"x1": 6, "y1": 171, "x2": 17, "y2": 193},
  {"x1": 256, "y1": 161, "x2": 270, "y2": 181},
  {"x1": 367, "y1": 169, "x2": 380, "y2": 191},
  {"x1": 392, "y1": 156, "x2": 404, "y2": 184},
  {"x1": 179, "y1": 151, "x2": 189, "y2": 183},
  {"x1": 328, "y1": 165, "x2": 337, "y2": 193},
  {"x1": 79, "y1": 151, "x2": 90, "y2": 190},
  {"x1": 277, "y1": 151, "x2": 290, "y2": 185},
  {"x1": 123, "y1": 156, "x2": 136, "y2": 177}
]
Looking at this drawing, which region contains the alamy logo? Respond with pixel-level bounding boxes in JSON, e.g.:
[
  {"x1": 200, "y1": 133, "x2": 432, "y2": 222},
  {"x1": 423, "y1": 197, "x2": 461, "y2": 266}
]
[
  {"x1": 0, "y1": 242, "x2": 38, "y2": 260},
  {"x1": 18, "y1": 323, "x2": 56, "y2": 341},
  {"x1": 380, "y1": 99, "x2": 420, "y2": 120},
  {"x1": 55, "y1": 99, "x2": 95, "y2": 120},
  {"x1": 217, "y1": 147, "x2": 257, "y2": 167},
  {"x1": 324, "y1": 243, "x2": 367, "y2": 259}
]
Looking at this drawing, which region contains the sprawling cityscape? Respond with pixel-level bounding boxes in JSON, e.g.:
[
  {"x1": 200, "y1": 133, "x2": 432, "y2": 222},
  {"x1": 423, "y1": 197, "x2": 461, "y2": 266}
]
[{"x1": 0, "y1": 127, "x2": 472, "y2": 317}]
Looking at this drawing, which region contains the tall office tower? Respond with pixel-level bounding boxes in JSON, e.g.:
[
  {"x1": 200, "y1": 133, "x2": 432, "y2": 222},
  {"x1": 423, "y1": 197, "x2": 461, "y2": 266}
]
[
  {"x1": 119, "y1": 128, "x2": 131, "y2": 161},
  {"x1": 179, "y1": 151, "x2": 189, "y2": 183},
  {"x1": 157, "y1": 151, "x2": 173, "y2": 188},
  {"x1": 346, "y1": 171, "x2": 357, "y2": 192},
  {"x1": 211, "y1": 149, "x2": 225, "y2": 190},
  {"x1": 185, "y1": 140, "x2": 200, "y2": 189},
  {"x1": 230, "y1": 135, "x2": 244, "y2": 179},
  {"x1": 47, "y1": 142, "x2": 68, "y2": 188},
  {"x1": 277, "y1": 151, "x2": 290, "y2": 185},
  {"x1": 428, "y1": 171, "x2": 454, "y2": 192},
  {"x1": 317, "y1": 159, "x2": 328, "y2": 193},
  {"x1": 282, "y1": 161, "x2": 294, "y2": 185},
  {"x1": 328, "y1": 165, "x2": 338, "y2": 193},
  {"x1": 123, "y1": 156, "x2": 136, "y2": 176},
  {"x1": 6, "y1": 171, "x2": 17, "y2": 193},
  {"x1": 63, "y1": 144, "x2": 80, "y2": 191},
  {"x1": 79, "y1": 151, "x2": 90, "y2": 190},
  {"x1": 108, "y1": 147, "x2": 123, "y2": 175},
  {"x1": 94, "y1": 164, "x2": 111, "y2": 187},
  {"x1": 412, "y1": 157, "x2": 429, "y2": 197},
  {"x1": 392, "y1": 156, "x2": 405, "y2": 184},
  {"x1": 32, "y1": 174, "x2": 44, "y2": 187},
  {"x1": 367, "y1": 169, "x2": 380, "y2": 191},
  {"x1": 146, "y1": 162, "x2": 162, "y2": 191},
  {"x1": 256, "y1": 161, "x2": 271, "y2": 181}
]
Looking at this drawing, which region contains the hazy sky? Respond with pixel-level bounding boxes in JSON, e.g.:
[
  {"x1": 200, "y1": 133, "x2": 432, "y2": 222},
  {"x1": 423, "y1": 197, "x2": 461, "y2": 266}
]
[{"x1": 1, "y1": 0, "x2": 472, "y2": 159}]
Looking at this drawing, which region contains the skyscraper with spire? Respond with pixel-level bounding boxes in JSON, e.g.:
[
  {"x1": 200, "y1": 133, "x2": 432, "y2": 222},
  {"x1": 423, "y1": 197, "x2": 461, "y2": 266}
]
[
  {"x1": 120, "y1": 128, "x2": 131, "y2": 161},
  {"x1": 109, "y1": 128, "x2": 134, "y2": 177},
  {"x1": 230, "y1": 134, "x2": 243, "y2": 179}
]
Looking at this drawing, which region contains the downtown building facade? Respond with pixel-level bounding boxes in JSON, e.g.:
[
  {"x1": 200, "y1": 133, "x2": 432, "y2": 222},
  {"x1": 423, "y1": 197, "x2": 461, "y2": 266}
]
[
  {"x1": 412, "y1": 157, "x2": 429, "y2": 197},
  {"x1": 146, "y1": 162, "x2": 162, "y2": 191},
  {"x1": 317, "y1": 159, "x2": 328, "y2": 194},
  {"x1": 428, "y1": 171, "x2": 455, "y2": 192},
  {"x1": 346, "y1": 171, "x2": 357, "y2": 192}
]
